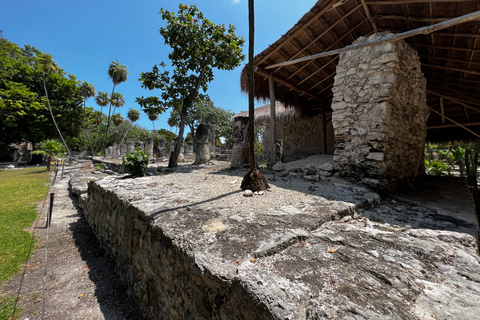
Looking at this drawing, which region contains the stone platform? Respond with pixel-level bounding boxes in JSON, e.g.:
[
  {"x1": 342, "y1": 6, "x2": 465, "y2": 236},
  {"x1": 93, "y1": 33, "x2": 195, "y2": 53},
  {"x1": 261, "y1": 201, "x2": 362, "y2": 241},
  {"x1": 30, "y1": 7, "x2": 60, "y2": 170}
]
[{"x1": 70, "y1": 162, "x2": 480, "y2": 320}]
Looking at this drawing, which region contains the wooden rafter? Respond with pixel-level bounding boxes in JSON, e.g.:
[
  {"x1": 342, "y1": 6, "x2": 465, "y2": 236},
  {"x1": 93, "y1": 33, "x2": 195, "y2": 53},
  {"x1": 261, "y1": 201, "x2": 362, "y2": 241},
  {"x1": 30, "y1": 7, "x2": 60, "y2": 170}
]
[
  {"x1": 367, "y1": 0, "x2": 479, "y2": 4},
  {"x1": 360, "y1": 0, "x2": 378, "y2": 32},
  {"x1": 255, "y1": 0, "x2": 340, "y2": 66},
  {"x1": 422, "y1": 63, "x2": 480, "y2": 75},
  {"x1": 374, "y1": 15, "x2": 449, "y2": 22},
  {"x1": 428, "y1": 121, "x2": 480, "y2": 129},
  {"x1": 411, "y1": 43, "x2": 480, "y2": 53},
  {"x1": 428, "y1": 107, "x2": 480, "y2": 138},
  {"x1": 419, "y1": 54, "x2": 480, "y2": 65},
  {"x1": 427, "y1": 89, "x2": 480, "y2": 109},
  {"x1": 265, "y1": 10, "x2": 480, "y2": 70}
]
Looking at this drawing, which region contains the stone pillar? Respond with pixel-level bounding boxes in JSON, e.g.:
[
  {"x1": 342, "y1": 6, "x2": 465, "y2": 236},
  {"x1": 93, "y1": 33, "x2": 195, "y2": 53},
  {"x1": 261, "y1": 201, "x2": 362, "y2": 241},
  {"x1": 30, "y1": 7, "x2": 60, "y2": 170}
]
[
  {"x1": 231, "y1": 116, "x2": 249, "y2": 167},
  {"x1": 185, "y1": 142, "x2": 194, "y2": 155},
  {"x1": 134, "y1": 141, "x2": 144, "y2": 151},
  {"x1": 157, "y1": 137, "x2": 166, "y2": 159},
  {"x1": 146, "y1": 136, "x2": 154, "y2": 159},
  {"x1": 194, "y1": 124, "x2": 215, "y2": 165},
  {"x1": 331, "y1": 32, "x2": 428, "y2": 189},
  {"x1": 119, "y1": 143, "x2": 127, "y2": 157},
  {"x1": 107, "y1": 146, "x2": 113, "y2": 158},
  {"x1": 127, "y1": 144, "x2": 135, "y2": 154}
]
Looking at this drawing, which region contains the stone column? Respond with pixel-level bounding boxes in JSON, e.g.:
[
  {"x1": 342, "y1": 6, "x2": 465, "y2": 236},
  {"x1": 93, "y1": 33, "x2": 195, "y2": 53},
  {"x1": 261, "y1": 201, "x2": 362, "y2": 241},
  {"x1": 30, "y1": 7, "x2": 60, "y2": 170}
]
[
  {"x1": 127, "y1": 144, "x2": 135, "y2": 154},
  {"x1": 119, "y1": 143, "x2": 127, "y2": 157},
  {"x1": 134, "y1": 141, "x2": 144, "y2": 151},
  {"x1": 331, "y1": 32, "x2": 428, "y2": 189},
  {"x1": 146, "y1": 136, "x2": 154, "y2": 159},
  {"x1": 194, "y1": 124, "x2": 215, "y2": 165},
  {"x1": 107, "y1": 146, "x2": 113, "y2": 158},
  {"x1": 157, "y1": 137, "x2": 166, "y2": 159},
  {"x1": 230, "y1": 116, "x2": 249, "y2": 167}
]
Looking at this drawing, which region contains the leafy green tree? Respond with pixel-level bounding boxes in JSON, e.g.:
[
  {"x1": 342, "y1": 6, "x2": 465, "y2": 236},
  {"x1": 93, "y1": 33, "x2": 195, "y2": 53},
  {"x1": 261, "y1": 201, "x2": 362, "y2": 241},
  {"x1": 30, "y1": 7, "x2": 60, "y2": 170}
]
[
  {"x1": 112, "y1": 113, "x2": 124, "y2": 127},
  {"x1": 168, "y1": 96, "x2": 234, "y2": 145},
  {"x1": 32, "y1": 139, "x2": 65, "y2": 171},
  {"x1": 104, "y1": 61, "x2": 128, "y2": 150},
  {"x1": 120, "y1": 108, "x2": 141, "y2": 145},
  {"x1": 137, "y1": 4, "x2": 245, "y2": 168},
  {"x1": 0, "y1": 39, "x2": 83, "y2": 148},
  {"x1": 146, "y1": 109, "x2": 159, "y2": 131}
]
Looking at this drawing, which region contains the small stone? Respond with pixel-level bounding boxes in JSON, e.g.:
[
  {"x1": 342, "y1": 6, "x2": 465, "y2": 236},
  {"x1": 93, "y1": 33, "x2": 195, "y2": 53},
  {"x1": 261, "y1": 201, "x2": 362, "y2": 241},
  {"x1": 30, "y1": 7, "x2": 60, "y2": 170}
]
[
  {"x1": 272, "y1": 162, "x2": 286, "y2": 171},
  {"x1": 243, "y1": 190, "x2": 254, "y2": 197}
]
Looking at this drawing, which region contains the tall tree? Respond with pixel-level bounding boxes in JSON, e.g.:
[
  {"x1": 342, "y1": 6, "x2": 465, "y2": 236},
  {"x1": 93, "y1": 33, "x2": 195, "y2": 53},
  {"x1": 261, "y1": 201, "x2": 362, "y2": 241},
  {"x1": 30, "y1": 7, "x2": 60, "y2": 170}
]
[
  {"x1": 120, "y1": 108, "x2": 141, "y2": 145},
  {"x1": 78, "y1": 81, "x2": 95, "y2": 154},
  {"x1": 137, "y1": 4, "x2": 245, "y2": 168},
  {"x1": 36, "y1": 53, "x2": 72, "y2": 160},
  {"x1": 146, "y1": 109, "x2": 159, "y2": 131},
  {"x1": 93, "y1": 91, "x2": 109, "y2": 152},
  {"x1": 104, "y1": 60, "x2": 128, "y2": 150},
  {"x1": 240, "y1": 0, "x2": 269, "y2": 191}
]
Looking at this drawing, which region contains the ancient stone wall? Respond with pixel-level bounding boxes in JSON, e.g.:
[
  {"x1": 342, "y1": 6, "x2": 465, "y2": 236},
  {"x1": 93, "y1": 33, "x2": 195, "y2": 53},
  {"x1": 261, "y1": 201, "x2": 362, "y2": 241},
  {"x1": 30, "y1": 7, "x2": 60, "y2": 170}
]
[
  {"x1": 263, "y1": 115, "x2": 334, "y2": 163},
  {"x1": 331, "y1": 32, "x2": 429, "y2": 189}
]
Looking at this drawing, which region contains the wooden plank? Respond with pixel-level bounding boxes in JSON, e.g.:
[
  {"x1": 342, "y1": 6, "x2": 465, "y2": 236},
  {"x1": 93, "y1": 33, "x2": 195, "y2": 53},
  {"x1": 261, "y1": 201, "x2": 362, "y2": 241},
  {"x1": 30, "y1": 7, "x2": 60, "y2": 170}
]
[{"x1": 265, "y1": 10, "x2": 480, "y2": 69}]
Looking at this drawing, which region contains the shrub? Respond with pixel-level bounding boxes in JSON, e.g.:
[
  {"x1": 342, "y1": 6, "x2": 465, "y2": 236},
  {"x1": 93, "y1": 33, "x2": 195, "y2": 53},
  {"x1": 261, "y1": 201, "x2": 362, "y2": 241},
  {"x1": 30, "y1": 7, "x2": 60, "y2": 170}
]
[{"x1": 122, "y1": 148, "x2": 149, "y2": 176}]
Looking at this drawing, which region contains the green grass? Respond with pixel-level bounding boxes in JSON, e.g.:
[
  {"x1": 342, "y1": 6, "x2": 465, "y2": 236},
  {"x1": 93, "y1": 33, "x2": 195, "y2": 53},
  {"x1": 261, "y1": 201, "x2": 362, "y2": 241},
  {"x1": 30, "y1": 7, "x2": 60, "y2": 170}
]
[
  {"x1": 0, "y1": 295, "x2": 23, "y2": 319},
  {"x1": 0, "y1": 167, "x2": 49, "y2": 283}
]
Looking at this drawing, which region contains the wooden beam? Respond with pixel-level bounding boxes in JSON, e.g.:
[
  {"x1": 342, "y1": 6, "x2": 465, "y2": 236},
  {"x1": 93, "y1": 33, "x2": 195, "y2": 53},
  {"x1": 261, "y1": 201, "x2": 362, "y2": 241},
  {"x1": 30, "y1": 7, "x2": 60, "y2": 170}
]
[
  {"x1": 321, "y1": 106, "x2": 327, "y2": 154},
  {"x1": 265, "y1": 10, "x2": 480, "y2": 70},
  {"x1": 290, "y1": 19, "x2": 367, "y2": 83},
  {"x1": 374, "y1": 15, "x2": 449, "y2": 22},
  {"x1": 360, "y1": 0, "x2": 378, "y2": 32},
  {"x1": 255, "y1": 0, "x2": 340, "y2": 66},
  {"x1": 422, "y1": 63, "x2": 480, "y2": 76},
  {"x1": 428, "y1": 121, "x2": 480, "y2": 129},
  {"x1": 428, "y1": 107, "x2": 480, "y2": 138},
  {"x1": 427, "y1": 89, "x2": 480, "y2": 110},
  {"x1": 440, "y1": 97, "x2": 446, "y2": 123},
  {"x1": 419, "y1": 54, "x2": 480, "y2": 65},
  {"x1": 411, "y1": 43, "x2": 480, "y2": 53},
  {"x1": 269, "y1": 73, "x2": 277, "y2": 165},
  {"x1": 367, "y1": 0, "x2": 479, "y2": 4},
  {"x1": 255, "y1": 67, "x2": 323, "y2": 102},
  {"x1": 432, "y1": 32, "x2": 480, "y2": 38}
]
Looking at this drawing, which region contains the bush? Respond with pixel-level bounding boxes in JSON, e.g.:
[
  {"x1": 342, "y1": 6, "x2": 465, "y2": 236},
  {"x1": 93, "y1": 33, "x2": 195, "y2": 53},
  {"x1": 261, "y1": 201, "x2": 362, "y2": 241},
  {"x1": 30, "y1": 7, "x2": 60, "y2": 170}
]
[{"x1": 122, "y1": 148, "x2": 149, "y2": 176}]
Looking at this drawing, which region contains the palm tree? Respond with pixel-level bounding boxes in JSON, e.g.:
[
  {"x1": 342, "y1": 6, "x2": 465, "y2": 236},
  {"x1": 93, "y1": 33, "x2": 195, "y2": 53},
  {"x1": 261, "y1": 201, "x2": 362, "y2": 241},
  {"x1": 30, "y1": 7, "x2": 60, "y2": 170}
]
[
  {"x1": 36, "y1": 53, "x2": 72, "y2": 161},
  {"x1": 32, "y1": 139, "x2": 65, "y2": 171},
  {"x1": 112, "y1": 113, "x2": 124, "y2": 127},
  {"x1": 110, "y1": 92, "x2": 125, "y2": 117},
  {"x1": 240, "y1": 0, "x2": 269, "y2": 192},
  {"x1": 120, "y1": 108, "x2": 141, "y2": 145},
  {"x1": 78, "y1": 81, "x2": 95, "y2": 154},
  {"x1": 93, "y1": 91, "x2": 109, "y2": 152},
  {"x1": 147, "y1": 110, "x2": 159, "y2": 131},
  {"x1": 104, "y1": 61, "x2": 129, "y2": 151}
]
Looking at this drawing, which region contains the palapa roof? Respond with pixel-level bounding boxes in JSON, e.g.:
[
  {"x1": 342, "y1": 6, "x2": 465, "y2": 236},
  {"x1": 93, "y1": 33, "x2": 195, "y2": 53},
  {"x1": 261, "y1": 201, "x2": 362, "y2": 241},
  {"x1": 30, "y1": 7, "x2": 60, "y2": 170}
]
[
  {"x1": 235, "y1": 103, "x2": 298, "y2": 125},
  {"x1": 240, "y1": 0, "x2": 480, "y2": 141}
]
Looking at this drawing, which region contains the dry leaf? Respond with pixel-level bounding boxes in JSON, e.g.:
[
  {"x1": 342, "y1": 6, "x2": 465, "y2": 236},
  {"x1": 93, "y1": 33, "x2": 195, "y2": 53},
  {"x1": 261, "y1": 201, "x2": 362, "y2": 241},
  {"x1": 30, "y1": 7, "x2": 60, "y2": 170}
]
[
  {"x1": 250, "y1": 257, "x2": 256, "y2": 263},
  {"x1": 78, "y1": 294, "x2": 84, "y2": 298},
  {"x1": 34, "y1": 298, "x2": 42, "y2": 303},
  {"x1": 327, "y1": 247, "x2": 336, "y2": 253},
  {"x1": 235, "y1": 260, "x2": 240, "y2": 264}
]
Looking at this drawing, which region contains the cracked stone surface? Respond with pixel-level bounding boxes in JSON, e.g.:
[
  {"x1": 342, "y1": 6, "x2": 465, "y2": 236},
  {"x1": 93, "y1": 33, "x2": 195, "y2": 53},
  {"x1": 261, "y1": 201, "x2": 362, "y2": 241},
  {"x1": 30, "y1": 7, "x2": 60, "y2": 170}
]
[{"x1": 70, "y1": 162, "x2": 480, "y2": 320}]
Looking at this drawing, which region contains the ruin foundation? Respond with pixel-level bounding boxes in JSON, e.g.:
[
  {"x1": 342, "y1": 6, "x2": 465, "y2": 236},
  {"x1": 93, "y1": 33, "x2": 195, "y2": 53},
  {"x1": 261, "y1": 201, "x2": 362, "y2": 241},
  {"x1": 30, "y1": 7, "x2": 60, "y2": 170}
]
[{"x1": 331, "y1": 32, "x2": 429, "y2": 189}]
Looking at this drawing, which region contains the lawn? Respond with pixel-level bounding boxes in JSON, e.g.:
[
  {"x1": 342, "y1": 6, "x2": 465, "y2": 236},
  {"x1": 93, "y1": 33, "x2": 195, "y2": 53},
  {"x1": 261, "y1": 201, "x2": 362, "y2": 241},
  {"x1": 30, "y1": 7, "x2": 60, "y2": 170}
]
[{"x1": 0, "y1": 167, "x2": 50, "y2": 283}]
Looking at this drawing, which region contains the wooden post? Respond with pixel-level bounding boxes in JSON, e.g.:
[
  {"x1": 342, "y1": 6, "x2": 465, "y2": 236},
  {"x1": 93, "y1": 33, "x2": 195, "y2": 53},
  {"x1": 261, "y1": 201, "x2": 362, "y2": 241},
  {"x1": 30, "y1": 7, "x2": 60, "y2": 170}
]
[
  {"x1": 46, "y1": 193, "x2": 55, "y2": 228},
  {"x1": 440, "y1": 97, "x2": 446, "y2": 123},
  {"x1": 321, "y1": 106, "x2": 327, "y2": 154},
  {"x1": 269, "y1": 73, "x2": 276, "y2": 164}
]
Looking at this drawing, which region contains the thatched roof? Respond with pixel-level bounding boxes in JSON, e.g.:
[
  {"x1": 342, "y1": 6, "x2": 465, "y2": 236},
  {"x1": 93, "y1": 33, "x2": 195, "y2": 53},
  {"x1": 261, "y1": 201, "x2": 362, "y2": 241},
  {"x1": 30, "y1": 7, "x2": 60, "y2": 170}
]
[
  {"x1": 235, "y1": 103, "x2": 298, "y2": 125},
  {"x1": 240, "y1": 0, "x2": 480, "y2": 141}
]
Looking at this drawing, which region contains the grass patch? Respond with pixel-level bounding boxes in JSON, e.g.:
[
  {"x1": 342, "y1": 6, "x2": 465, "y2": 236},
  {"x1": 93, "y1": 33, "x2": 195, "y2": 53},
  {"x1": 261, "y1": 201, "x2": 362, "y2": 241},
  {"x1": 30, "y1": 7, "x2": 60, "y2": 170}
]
[
  {"x1": 0, "y1": 167, "x2": 49, "y2": 283},
  {"x1": 0, "y1": 295, "x2": 23, "y2": 319}
]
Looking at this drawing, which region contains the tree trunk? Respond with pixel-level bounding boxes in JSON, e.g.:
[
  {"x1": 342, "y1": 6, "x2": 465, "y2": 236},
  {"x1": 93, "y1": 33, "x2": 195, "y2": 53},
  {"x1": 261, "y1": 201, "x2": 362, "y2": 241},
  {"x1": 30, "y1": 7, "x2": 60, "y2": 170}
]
[
  {"x1": 103, "y1": 84, "x2": 116, "y2": 154},
  {"x1": 240, "y1": 0, "x2": 269, "y2": 192},
  {"x1": 168, "y1": 104, "x2": 187, "y2": 168},
  {"x1": 43, "y1": 71, "x2": 72, "y2": 161}
]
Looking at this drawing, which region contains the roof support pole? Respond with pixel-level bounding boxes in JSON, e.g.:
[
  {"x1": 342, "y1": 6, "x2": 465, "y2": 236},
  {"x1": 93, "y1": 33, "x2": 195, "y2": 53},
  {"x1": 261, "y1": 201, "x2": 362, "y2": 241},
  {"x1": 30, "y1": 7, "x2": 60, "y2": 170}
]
[
  {"x1": 440, "y1": 97, "x2": 446, "y2": 123},
  {"x1": 269, "y1": 73, "x2": 277, "y2": 165},
  {"x1": 321, "y1": 106, "x2": 327, "y2": 154}
]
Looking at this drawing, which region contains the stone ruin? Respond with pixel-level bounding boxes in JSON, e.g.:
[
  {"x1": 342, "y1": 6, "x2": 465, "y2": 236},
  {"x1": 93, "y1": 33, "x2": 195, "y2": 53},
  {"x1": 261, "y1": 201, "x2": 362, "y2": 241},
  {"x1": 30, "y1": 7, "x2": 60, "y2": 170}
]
[
  {"x1": 193, "y1": 124, "x2": 216, "y2": 165},
  {"x1": 231, "y1": 116, "x2": 249, "y2": 167},
  {"x1": 331, "y1": 32, "x2": 429, "y2": 190}
]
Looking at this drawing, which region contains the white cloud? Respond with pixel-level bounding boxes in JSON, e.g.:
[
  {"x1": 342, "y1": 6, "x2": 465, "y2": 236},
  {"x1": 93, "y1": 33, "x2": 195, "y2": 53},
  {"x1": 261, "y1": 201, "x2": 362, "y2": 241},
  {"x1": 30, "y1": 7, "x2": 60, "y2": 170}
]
[{"x1": 232, "y1": 0, "x2": 241, "y2": 4}]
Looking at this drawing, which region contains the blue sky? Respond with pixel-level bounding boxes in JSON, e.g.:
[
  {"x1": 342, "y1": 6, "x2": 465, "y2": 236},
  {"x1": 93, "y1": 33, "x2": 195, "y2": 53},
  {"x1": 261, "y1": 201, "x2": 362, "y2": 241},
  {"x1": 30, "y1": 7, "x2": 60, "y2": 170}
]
[{"x1": 1, "y1": 0, "x2": 315, "y2": 134}]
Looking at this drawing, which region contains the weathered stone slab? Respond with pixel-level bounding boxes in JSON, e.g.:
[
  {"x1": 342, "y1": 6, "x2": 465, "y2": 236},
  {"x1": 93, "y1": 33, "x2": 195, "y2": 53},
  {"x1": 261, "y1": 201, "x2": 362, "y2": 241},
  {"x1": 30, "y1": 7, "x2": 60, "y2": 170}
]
[{"x1": 77, "y1": 166, "x2": 480, "y2": 320}]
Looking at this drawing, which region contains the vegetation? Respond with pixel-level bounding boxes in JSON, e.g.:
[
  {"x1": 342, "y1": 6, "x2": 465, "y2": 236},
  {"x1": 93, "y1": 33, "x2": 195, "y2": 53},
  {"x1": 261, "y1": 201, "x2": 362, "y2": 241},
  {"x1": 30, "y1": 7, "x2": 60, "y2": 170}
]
[
  {"x1": 168, "y1": 96, "x2": 235, "y2": 145},
  {"x1": 31, "y1": 139, "x2": 65, "y2": 171},
  {"x1": 137, "y1": 3, "x2": 245, "y2": 168},
  {"x1": 0, "y1": 39, "x2": 83, "y2": 147},
  {"x1": 122, "y1": 148, "x2": 149, "y2": 176},
  {"x1": 0, "y1": 167, "x2": 49, "y2": 283}
]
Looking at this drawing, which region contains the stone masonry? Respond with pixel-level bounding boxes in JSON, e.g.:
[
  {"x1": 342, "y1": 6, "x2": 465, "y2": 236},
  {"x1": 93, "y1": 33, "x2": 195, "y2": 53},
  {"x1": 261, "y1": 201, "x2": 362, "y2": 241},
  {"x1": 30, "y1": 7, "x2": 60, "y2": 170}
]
[{"x1": 331, "y1": 32, "x2": 429, "y2": 189}]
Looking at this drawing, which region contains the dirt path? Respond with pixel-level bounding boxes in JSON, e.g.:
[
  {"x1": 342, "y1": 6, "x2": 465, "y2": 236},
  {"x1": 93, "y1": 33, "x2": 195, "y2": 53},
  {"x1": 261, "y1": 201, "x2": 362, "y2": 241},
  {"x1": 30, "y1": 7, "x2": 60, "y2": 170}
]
[{"x1": 0, "y1": 163, "x2": 146, "y2": 320}]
